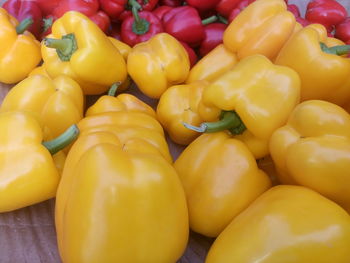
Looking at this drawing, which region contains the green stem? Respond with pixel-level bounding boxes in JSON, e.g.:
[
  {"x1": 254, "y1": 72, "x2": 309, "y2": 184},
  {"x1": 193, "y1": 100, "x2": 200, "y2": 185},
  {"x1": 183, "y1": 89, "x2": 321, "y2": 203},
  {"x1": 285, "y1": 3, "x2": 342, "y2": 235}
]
[
  {"x1": 202, "y1": 15, "x2": 218, "y2": 25},
  {"x1": 16, "y1": 17, "x2": 33, "y2": 34},
  {"x1": 42, "y1": 124, "x2": 80, "y2": 155},
  {"x1": 183, "y1": 111, "x2": 246, "y2": 134},
  {"x1": 108, "y1": 82, "x2": 121, "y2": 96},
  {"x1": 131, "y1": 5, "x2": 150, "y2": 35},
  {"x1": 217, "y1": 14, "x2": 228, "y2": 25},
  {"x1": 42, "y1": 17, "x2": 53, "y2": 33},
  {"x1": 320, "y1": 42, "x2": 350, "y2": 56},
  {"x1": 129, "y1": 0, "x2": 142, "y2": 10},
  {"x1": 43, "y1": 33, "x2": 78, "y2": 61}
]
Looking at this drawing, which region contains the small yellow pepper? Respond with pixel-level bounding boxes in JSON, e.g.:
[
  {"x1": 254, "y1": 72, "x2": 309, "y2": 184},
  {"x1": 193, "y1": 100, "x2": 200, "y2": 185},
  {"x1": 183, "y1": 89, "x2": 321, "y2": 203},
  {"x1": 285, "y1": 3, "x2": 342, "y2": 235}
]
[
  {"x1": 0, "y1": 74, "x2": 84, "y2": 140},
  {"x1": 0, "y1": 111, "x2": 78, "y2": 212},
  {"x1": 187, "y1": 55, "x2": 300, "y2": 158},
  {"x1": 0, "y1": 8, "x2": 41, "y2": 84},
  {"x1": 127, "y1": 33, "x2": 190, "y2": 99},
  {"x1": 174, "y1": 132, "x2": 271, "y2": 237},
  {"x1": 206, "y1": 185, "x2": 350, "y2": 263},
  {"x1": 275, "y1": 24, "x2": 350, "y2": 106},
  {"x1": 223, "y1": 0, "x2": 296, "y2": 60},
  {"x1": 270, "y1": 100, "x2": 350, "y2": 213},
  {"x1": 186, "y1": 44, "x2": 238, "y2": 84},
  {"x1": 42, "y1": 11, "x2": 127, "y2": 95}
]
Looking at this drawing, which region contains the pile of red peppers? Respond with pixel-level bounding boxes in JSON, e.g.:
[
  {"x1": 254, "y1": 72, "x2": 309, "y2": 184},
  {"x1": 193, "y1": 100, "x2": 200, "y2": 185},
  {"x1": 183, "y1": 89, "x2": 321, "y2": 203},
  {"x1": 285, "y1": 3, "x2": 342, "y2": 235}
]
[{"x1": 2, "y1": 0, "x2": 350, "y2": 61}]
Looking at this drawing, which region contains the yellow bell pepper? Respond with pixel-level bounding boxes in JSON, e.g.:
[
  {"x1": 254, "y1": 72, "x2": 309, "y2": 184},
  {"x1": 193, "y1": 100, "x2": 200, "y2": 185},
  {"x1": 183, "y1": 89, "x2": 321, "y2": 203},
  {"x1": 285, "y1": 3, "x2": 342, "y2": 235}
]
[
  {"x1": 275, "y1": 24, "x2": 350, "y2": 106},
  {"x1": 55, "y1": 116, "x2": 188, "y2": 262},
  {"x1": 28, "y1": 64, "x2": 50, "y2": 77},
  {"x1": 127, "y1": 33, "x2": 190, "y2": 99},
  {"x1": 0, "y1": 111, "x2": 79, "y2": 212},
  {"x1": 0, "y1": 8, "x2": 41, "y2": 84},
  {"x1": 41, "y1": 11, "x2": 127, "y2": 95},
  {"x1": 174, "y1": 132, "x2": 271, "y2": 237},
  {"x1": 186, "y1": 44, "x2": 238, "y2": 84},
  {"x1": 187, "y1": 55, "x2": 300, "y2": 159},
  {"x1": 85, "y1": 84, "x2": 155, "y2": 118},
  {"x1": 270, "y1": 100, "x2": 350, "y2": 213},
  {"x1": 206, "y1": 185, "x2": 350, "y2": 263},
  {"x1": 223, "y1": 0, "x2": 296, "y2": 60},
  {"x1": 0, "y1": 74, "x2": 84, "y2": 140},
  {"x1": 157, "y1": 80, "x2": 210, "y2": 145}
]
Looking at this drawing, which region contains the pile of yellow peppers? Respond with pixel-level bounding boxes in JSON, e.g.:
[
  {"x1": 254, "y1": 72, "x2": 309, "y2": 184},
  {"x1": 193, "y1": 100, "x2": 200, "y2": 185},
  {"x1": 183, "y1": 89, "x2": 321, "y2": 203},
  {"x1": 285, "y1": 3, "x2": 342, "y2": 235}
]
[{"x1": 1, "y1": 0, "x2": 350, "y2": 262}]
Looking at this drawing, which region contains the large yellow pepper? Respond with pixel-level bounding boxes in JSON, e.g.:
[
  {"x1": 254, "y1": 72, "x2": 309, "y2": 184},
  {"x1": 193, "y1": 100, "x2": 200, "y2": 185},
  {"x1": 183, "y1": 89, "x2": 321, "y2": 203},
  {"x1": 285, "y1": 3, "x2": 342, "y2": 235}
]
[
  {"x1": 206, "y1": 185, "x2": 350, "y2": 263},
  {"x1": 127, "y1": 33, "x2": 190, "y2": 99},
  {"x1": 174, "y1": 132, "x2": 271, "y2": 237},
  {"x1": 223, "y1": 0, "x2": 296, "y2": 60},
  {"x1": 0, "y1": 111, "x2": 78, "y2": 212},
  {"x1": 157, "y1": 81, "x2": 210, "y2": 145},
  {"x1": 270, "y1": 100, "x2": 350, "y2": 213},
  {"x1": 0, "y1": 8, "x2": 41, "y2": 84},
  {"x1": 187, "y1": 55, "x2": 300, "y2": 159},
  {"x1": 55, "y1": 116, "x2": 188, "y2": 262},
  {"x1": 0, "y1": 74, "x2": 84, "y2": 140},
  {"x1": 275, "y1": 24, "x2": 350, "y2": 106},
  {"x1": 185, "y1": 44, "x2": 238, "y2": 84},
  {"x1": 41, "y1": 11, "x2": 127, "y2": 95}
]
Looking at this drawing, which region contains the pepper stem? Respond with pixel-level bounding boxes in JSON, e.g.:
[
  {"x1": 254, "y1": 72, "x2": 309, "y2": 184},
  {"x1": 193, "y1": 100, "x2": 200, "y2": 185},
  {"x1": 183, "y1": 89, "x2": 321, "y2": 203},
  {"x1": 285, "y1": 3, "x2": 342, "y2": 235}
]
[
  {"x1": 202, "y1": 15, "x2": 218, "y2": 25},
  {"x1": 130, "y1": 3, "x2": 150, "y2": 35},
  {"x1": 320, "y1": 42, "x2": 350, "y2": 56},
  {"x1": 108, "y1": 82, "x2": 121, "y2": 96},
  {"x1": 42, "y1": 17, "x2": 53, "y2": 33},
  {"x1": 128, "y1": 0, "x2": 142, "y2": 10},
  {"x1": 183, "y1": 111, "x2": 246, "y2": 134},
  {"x1": 16, "y1": 17, "x2": 33, "y2": 34},
  {"x1": 218, "y1": 14, "x2": 228, "y2": 25},
  {"x1": 42, "y1": 124, "x2": 80, "y2": 155},
  {"x1": 44, "y1": 33, "x2": 78, "y2": 61}
]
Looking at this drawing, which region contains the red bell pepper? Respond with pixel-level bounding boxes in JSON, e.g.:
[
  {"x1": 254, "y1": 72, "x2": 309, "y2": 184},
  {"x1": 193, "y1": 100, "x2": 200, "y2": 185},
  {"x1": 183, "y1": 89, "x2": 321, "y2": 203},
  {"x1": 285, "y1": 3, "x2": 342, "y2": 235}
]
[
  {"x1": 199, "y1": 23, "x2": 227, "y2": 57},
  {"x1": 162, "y1": 6, "x2": 217, "y2": 47},
  {"x1": 119, "y1": 0, "x2": 159, "y2": 20},
  {"x1": 90, "y1": 11, "x2": 111, "y2": 33},
  {"x1": 228, "y1": 0, "x2": 256, "y2": 22},
  {"x1": 121, "y1": 0, "x2": 163, "y2": 46},
  {"x1": 153, "y1": 6, "x2": 173, "y2": 20},
  {"x1": 186, "y1": 0, "x2": 221, "y2": 13},
  {"x1": 296, "y1": 17, "x2": 311, "y2": 27},
  {"x1": 3, "y1": 0, "x2": 42, "y2": 39},
  {"x1": 335, "y1": 17, "x2": 350, "y2": 43},
  {"x1": 159, "y1": 0, "x2": 183, "y2": 7},
  {"x1": 180, "y1": 41, "x2": 197, "y2": 68},
  {"x1": 287, "y1": 4, "x2": 301, "y2": 17},
  {"x1": 215, "y1": 0, "x2": 241, "y2": 18},
  {"x1": 99, "y1": 0, "x2": 127, "y2": 21},
  {"x1": 32, "y1": 0, "x2": 60, "y2": 16},
  {"x1": 305, "y1": 0, "x2": 348, "y2": 31}
]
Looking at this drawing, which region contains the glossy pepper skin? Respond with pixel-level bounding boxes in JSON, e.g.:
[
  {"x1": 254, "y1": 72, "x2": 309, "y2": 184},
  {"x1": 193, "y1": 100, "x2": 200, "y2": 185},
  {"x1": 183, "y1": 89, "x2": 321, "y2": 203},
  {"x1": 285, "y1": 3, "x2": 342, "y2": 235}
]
[
  {"x1": 127, "y1": 33, "x2": 190, "y2": 99},
  {"x1": 0, "y1": 111, "x2": 76, "y2": 212},
  {"x1": 197, "y1": 55, "x2": 300, "y2": 158},
  {"x1": 159, "y1": 0, "x2": 183, "y2": 6},
  {"x1": 306, "y1": 0, "x2": 348, "y2": 32},
  {"x1": 275, "y1": 24, "x2": 350, "y2": 106},
  {"x1": 186, "y1": 44, "x2": 238, "y2": 84},
  {"x1": 100, "y1": 0, "x2": 127, "y2": 21},
  {"x1": 3, "y1": 0, "x2": 42, "y2": 39},
  {"x1": 32, "y1": 0, "x2": 59, "y2": 15},
  {"x1": 335, "y1": 17, "x2": 350, "y2": 43},
  {"x1": 216, "y1": 0, "x2": 241, "y2": 17},
  {"x1": 199, "y1": 23, "x2": 227, "y2": 57},
  {"x1": 89, "y1": 10, "x2": 111, "y2": 33},
  {"x1": 162, "y1": 6, "x2": 205, "y2": 47},
  {"x1": 0, "y1": 8, "x2": 41, "y2": 84},
  {"x1": 174, "y1": 132, "x2": 271, "y2": 237},
  {"x1": 119, "y1": 0, "x2": 159, "y2": 20},
  {"x1": 157, "y1": 81, "x2": 209, "y2": 145},
  {"x1": 206, "y1": 185, "x2": 350, "y2": 263},
  {"x1": 180, "y1": 41, "x2": 198, "y2": 68},
  {"x1": 269, "y1": 100, "x2": 350, "y2": 213},
  {"x1": 153, "y1": 5, "x2": 173, "y2": 20},
  {"x1": 186, "y1": 0, "x2": 221, "y2": 12},
  {"x1": 42, "y1": 11, "x2": 127, "y2": 95},
  {"x1": 223, "y1": 0, "x2": 296, "y2": 60},
  {"x1": 0, "y1": 74, "x2": 83, "y2": 140}
]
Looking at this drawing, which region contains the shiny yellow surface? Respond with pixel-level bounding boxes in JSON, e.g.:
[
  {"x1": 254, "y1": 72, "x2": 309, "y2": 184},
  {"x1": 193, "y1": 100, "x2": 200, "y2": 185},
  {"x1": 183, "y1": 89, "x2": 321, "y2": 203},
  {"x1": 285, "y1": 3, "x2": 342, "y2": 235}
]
[
  {"x1": 0, "y1": 111, "x2": 60, "y2": 212},
  {"x1": 270, "y1": 100, "x2": 350, "y2": 213},
  {"x1": 0, "y1": 8, "x2": 41, "y2": 84},
  {"x1": 186, "y1": 44, "x2": 238, "y2": 84},
  {"x1": 108, "y1": 37, "x2": 131, "y2": 60},
  {"x1": 275, "y1": 24, "x2": 350, "y2": 105},
  {"x1": 0, "y1": 74, "x2": 84, "y2": 140},
  {"x1": 157, "y1": 81, "x2": 209, "y2": 145},
  {"x1": 86, "y1": 93, "x2": 156, "y2": 118},
  {"x1": 56, "y1": 121, "x2": 188, "y2": 262},
  {"x1": 223, "y1": 0, "x2": 295, "y2": 60},
  {"x1": 199, "y1": 55, "x2": 300, "y2": 158},
  {"x1": 206, "y1": 185, "x2": 350, "y2": 263},
  {"x1": 28, "y1": 64, "x2": 50, "y2": 77},
  {"x1": 42, "y1": 11, "x2": 127, "y2": 95},
  {"x1": 127, "y1": 33, "x2": 190, "y2": 99},
  {"x1": 174, "y1": 132, "x2": 271, "y2": 237}
]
